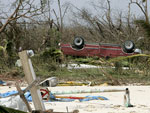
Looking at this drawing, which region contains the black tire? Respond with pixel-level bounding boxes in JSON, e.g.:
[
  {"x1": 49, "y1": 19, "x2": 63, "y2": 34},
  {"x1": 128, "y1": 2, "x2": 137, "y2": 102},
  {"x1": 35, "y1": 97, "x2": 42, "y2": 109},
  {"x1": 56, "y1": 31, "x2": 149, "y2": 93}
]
[
  {"x1": 123, "y1": 40, "x2": 135, "y2": 53},
  {"x1": 105, "y1": 56, "x2": 110, "y2": 60},
  {"x1": 73, "y1": 36, "x2": 84, "y2": 49}
]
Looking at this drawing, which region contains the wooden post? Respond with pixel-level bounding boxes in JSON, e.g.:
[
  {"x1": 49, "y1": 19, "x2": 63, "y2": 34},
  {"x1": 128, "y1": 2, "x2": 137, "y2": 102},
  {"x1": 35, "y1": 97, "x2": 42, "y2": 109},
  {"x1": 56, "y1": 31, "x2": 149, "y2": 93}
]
[{"x1": 19, "y1": 50, "x2": 45, "y2": 111}]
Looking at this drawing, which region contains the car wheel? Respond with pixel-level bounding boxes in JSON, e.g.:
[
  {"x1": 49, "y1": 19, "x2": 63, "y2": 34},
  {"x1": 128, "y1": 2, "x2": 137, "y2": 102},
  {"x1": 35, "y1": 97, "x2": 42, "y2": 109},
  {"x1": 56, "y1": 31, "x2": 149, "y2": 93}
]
[
  {"x1": 123, "y1": 40, "x2": 135, "y2": 53},
  {"x1": 73, "y1": 36, "x2": 84, "y2": 49}
]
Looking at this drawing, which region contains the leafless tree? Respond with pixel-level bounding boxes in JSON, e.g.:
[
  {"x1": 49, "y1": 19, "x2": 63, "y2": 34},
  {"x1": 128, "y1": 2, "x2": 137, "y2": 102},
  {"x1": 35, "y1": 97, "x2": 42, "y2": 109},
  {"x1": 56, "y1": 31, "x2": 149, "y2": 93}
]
[
  {"x1": 130, "y1": 0, "x2": 149, "y2": 24},
  {"x1": 68, "y1": 0, "x2": 144, "y2": 45},
  {"x1": 0, "y1": 0, "x2": 44, "y2": 34},
  {"x1": 52, "y1": 0, "x2": 69, "y2": 33},
  {"x1": 37, "y1": 0, "x2": 69, "y2": 51}
]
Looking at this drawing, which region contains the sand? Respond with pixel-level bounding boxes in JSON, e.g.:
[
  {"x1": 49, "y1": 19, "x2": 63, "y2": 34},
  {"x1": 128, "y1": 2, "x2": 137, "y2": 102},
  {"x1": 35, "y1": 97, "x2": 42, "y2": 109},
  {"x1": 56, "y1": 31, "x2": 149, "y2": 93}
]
[{"x1": 0, "y1": 85, "x2": 150, "y2": 113}]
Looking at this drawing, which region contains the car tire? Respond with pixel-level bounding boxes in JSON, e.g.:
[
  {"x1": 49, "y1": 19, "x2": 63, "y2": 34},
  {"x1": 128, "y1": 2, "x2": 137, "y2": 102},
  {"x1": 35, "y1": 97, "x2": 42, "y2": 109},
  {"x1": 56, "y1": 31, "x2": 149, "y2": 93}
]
[
  {"x1": 123, "y1": 40, "x2": 135, "y2": 53},
  {"x1": 73, "y1": 36, "x2": 84, "y2": 49}
]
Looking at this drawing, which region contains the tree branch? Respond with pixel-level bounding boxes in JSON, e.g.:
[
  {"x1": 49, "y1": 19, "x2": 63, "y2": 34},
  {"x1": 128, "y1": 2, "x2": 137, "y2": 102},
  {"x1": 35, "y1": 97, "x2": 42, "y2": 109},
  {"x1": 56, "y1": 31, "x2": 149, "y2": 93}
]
[{"x1": 0, "y1": 0, "x2": 22, "y2": 33}]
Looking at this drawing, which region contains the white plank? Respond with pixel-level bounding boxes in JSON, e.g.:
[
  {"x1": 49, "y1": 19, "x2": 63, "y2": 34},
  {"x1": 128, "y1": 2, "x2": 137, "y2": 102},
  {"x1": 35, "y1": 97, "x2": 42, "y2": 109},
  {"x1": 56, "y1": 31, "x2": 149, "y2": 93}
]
[{"x1": 19, "y1": 50, "x2": 45, "y2": 111}]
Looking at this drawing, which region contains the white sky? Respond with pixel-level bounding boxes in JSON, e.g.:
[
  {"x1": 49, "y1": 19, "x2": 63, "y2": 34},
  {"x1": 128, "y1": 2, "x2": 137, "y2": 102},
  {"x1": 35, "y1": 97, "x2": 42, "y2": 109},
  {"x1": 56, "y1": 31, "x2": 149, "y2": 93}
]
[
  {"x1": 58, "y1": 0, "x2": 150, "y2": 24},
  {"x1": 1, "y1": 0, "x2": 150, "y2": 23},
  {"x1": 60, "y1": 0, "x2": 150, "y2": 16}
]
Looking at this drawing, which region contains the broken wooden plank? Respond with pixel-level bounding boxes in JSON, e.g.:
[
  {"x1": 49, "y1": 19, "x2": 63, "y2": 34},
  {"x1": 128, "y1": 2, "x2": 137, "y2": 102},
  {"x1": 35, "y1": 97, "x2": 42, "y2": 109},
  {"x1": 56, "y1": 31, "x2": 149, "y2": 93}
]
[
  {"x1": 5, "y1": 78, "x2": 40, "y2": 98},
  {"x1": 23, "y1": 77, "x2": 40, "y2": 93},
  {"x1": 15, "y1": 82, "x2": 32, "y2": 112},
  {"x1": 19, "y1": 50, "x2": 45, "y2": 111}
]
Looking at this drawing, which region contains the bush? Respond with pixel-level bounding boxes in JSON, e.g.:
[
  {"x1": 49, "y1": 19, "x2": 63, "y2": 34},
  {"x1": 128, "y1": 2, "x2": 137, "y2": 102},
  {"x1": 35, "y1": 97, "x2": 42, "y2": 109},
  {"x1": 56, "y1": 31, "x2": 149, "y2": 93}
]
[{"x1": 41, "y1": 48, "x2": 63, "y2": 62}]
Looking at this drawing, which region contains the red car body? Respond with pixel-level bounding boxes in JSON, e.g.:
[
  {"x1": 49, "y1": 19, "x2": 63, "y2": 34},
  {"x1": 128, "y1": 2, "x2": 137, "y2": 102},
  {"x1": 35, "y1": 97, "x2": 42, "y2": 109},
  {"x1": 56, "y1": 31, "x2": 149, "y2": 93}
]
[{"x1": 60, "y1": 37, "x2": 141, "y2": 58}]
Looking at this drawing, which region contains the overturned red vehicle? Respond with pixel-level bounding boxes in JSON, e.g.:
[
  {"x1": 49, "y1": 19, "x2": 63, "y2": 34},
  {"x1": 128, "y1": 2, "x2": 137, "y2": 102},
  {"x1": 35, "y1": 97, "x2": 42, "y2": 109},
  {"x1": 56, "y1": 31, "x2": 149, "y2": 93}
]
[{"x1": 60, "y1": 36, "x2": 141, "y2": 59}]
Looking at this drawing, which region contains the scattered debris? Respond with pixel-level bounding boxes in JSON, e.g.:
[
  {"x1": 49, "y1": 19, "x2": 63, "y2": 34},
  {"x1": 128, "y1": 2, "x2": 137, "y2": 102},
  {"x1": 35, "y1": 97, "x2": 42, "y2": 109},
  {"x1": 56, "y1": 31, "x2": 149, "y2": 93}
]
[
  {"x1": 0, "y1": 90, "x2": 18, "y2": 98},
  {"x1": 52, "y1": 88, "x2": 126, "y2": 95},
  {"x1": 15, "y1": 59, "x2": 22, "y2": 67},
  {"x1": 0, "y1": 89, "x2": 108, "y2": 102},
  {"x1": 0, "y1": 95, "x2": 28, "y2": 112},
  {"x1": 0, "y1": 50, "x2": 135, "y2": 113},
  {"x1": 0, "y1": 78, "x2": 40, "y2": 98},
  {"x1": 40, "y1": 88, "x2": 51, "y2": 101},
  {"x1": 54, "y1": 95, "x2": 108, "y2": 102},
  {"x1": 40, "y1": 77, "x2": 59, "y2": 87},
  {"x1": 58, "y1": 81, "x2": 91, "y2": 86},
  {"x1": 99, "y1": 82, "x2": 109, "y2": 86},
  {"x1": 0, "y1": 80, "x2": 6, "y2": 86}
]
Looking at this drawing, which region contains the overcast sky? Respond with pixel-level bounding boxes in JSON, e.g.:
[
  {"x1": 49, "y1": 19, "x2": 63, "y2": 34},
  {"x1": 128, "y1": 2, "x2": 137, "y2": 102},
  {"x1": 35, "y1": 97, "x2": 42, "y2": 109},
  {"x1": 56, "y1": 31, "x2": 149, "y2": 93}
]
[
  {"x1": 56, "y1": 0, "x2": 150, "y2": 24},
  {"x1": 2, "y1": 0, "x2": 150, "y2": 14},
  {"x1": 1, "y1": 0, "x2": 150, "y2": 23},
  {"x1": 59, "y1": 0, "x2": 150, "y2": 16}
]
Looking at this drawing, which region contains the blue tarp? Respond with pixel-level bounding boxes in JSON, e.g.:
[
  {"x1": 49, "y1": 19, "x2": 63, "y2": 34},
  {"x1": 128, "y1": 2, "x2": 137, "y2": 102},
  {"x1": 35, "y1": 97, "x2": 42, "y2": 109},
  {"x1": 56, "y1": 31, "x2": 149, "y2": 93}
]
[
  {"x1": 0, "y1": 90, "x2": 18, "y2": 98},
  {"x1": 24, "y1": 91, "x2": 32, "y2": 102},
  {"x1": 80, "y1": 95, "x2": 108, "y2": 101},
  {"x1": 0, "y1": 90, "x2": 108, "y2": 102},
  {"x1": 0, "y1": 80, "x2": 6, "y2": 85}
]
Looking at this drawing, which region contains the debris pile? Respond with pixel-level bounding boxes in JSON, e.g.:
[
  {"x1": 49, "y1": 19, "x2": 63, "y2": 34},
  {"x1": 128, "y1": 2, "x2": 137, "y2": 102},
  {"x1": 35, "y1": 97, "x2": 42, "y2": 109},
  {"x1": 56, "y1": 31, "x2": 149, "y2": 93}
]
[{"x1": 0, "y1": 50, "x2": 133, "y2": 113}]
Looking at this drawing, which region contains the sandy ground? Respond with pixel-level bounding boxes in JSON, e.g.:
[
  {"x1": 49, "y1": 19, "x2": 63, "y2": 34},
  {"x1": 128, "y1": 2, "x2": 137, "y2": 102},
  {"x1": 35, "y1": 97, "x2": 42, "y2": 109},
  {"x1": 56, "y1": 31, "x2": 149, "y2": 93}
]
[{"x1": 0, "y1": 85, "x2": 150, "y2": 113}]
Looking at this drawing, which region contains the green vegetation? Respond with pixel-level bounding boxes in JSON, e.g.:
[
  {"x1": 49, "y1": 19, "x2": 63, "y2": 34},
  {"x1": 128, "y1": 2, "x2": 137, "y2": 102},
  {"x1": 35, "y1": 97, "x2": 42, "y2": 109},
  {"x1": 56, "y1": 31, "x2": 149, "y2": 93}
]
[
  {"x1": 0, "y1": 0, "x2": 150, "y2": 85},
  {"x1": 1, "y1": 47, "x2": 150, "y2": 85},
  {"x1": 21, "y1": 54, "x2": 150, "y2": 85},
  {"x1": 0, "y1": 105, "x2": 26, "y2": 113},
  {"x1": 1, "y1": 43, "x2": 150, "y2": 85}
]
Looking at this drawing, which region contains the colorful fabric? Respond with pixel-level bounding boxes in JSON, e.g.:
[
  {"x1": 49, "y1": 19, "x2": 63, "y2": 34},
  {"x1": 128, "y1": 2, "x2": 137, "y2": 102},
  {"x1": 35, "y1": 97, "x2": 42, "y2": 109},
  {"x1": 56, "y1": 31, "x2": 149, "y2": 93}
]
[{"x1": 0, "y1": 90, "x2": 108, "y2": 102}]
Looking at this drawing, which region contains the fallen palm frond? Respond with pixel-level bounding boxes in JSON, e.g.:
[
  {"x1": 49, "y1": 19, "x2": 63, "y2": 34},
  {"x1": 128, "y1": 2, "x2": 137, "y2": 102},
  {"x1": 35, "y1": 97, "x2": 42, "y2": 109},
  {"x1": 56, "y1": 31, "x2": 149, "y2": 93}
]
[{"x1": 0, "y1": 105, "x2": 26, "y2": 113}]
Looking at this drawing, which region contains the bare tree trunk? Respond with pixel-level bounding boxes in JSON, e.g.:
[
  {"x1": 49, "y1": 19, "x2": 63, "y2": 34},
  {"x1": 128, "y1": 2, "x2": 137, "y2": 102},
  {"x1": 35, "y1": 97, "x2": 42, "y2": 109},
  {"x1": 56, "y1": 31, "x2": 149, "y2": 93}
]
[
  {"x1": 128, "y1": 3, "x2": 131, "y2": 33},
  {"x1": 106, "y1": 0, "x2": 112, "y2": 30},
  {"x1": 58, "y1": 0, "x2": 63, "y2": 34},
  {"x1": 145, "y1": 0, "x2": 149, "y2": 24},
  {"x1": 48, "y1": 0, "x2": 51, "y2": 24},
  {"x1": 130, "y1": 0, "x2": 149, "y2": 24}
]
